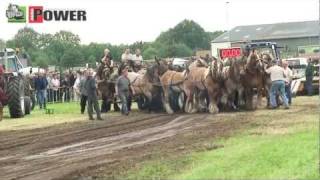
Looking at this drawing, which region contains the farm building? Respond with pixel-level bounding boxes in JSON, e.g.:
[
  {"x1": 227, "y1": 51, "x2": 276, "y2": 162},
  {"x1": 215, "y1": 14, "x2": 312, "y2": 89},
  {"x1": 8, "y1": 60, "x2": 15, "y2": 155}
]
[{"x1": 211, "y1": 20, "x2": 319, "y2": 58}]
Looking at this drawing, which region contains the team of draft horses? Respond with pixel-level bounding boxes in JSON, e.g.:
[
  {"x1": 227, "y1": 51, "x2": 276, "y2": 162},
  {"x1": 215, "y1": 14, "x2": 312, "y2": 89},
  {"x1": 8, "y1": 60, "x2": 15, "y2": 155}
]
[{"x1": 96, "y1": 49, "x2": 289, "y2": 115}]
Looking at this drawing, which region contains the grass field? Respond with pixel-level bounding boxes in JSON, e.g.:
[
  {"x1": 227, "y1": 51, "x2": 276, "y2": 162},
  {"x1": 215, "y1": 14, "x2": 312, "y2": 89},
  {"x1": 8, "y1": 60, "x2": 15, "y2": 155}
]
[
  {"x1": 0, "y1": 96, "x2": 318, "y2": 179},
  {"x1": 122, "y1": 96, "x2": 319, "y2": 180},
  {"x1": 0, "y1": 102, "x2": 85, "y2": 131}
]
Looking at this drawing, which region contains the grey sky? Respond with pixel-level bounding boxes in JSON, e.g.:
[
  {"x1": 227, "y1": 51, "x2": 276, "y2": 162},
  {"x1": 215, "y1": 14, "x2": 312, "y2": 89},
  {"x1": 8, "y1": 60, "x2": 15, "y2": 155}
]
[{"x1": 0, "y1": 0, "x2": 318, "y2": 44}]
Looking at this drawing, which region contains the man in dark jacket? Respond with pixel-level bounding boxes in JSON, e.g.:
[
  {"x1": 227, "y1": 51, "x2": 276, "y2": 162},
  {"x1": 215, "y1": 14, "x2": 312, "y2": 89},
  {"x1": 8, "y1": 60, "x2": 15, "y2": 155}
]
[
  {"x1": 34, "y1": 72, "x2": 48, "y2": 109},
  {"x1": 305, "y1": 58, "x2": 314, "y2": 96},
  {"x1": 116, "y1": 65, "x2": 131, "y2": 115},
  {"x1": 85, "y1": 69, "x2": 102, "y2": 120}
]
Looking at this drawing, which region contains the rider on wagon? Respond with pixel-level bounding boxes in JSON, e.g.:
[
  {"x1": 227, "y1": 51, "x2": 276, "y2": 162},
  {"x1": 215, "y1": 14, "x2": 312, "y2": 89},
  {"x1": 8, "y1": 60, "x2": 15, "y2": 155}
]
[
  {"x1": 132, "y1": 49, "x2": 143, "y2": 71},
  {"x1": 97, "y1": 48, "x2": 114, "y2": 81},
  {"x1": 121, "y1": 48, "x2": 134, "y2": 71}
]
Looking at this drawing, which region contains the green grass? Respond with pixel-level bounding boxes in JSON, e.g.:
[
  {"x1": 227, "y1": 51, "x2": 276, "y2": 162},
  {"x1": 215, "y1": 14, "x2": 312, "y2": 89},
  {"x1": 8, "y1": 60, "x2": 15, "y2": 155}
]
[
  {"x1": 0, "y1": 102, "x2": 86, "y2": 131},
  {"x1": 124, "y1": 128, "x2": 319, "y2": 180},
  {"x1": 174, "y1": 129, "x2": 318, "y2": 180},
  {"x1": 0, "y1": 100, "x2": 138, "y2": 131},
  {"x1": 122, "y1": 96, "x2": 319, "y2": 180}
]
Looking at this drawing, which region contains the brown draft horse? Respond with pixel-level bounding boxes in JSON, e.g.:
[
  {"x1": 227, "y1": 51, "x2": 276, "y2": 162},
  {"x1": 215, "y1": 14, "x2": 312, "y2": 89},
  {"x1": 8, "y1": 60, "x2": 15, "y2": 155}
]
[
  {"x1": 220, "y1": 56, "x2": 246, "y2": 110},
  {"x1": 185, "y1": 59, "x2": 223, "y2": 114},
  {"x1": 155, "y1": 58, "x2": 189, "y2": 114},
  {"x1": 128, "y1": 63, "x2": 160, "y2": 111},
  {"x1": 96, "y1": 67, "x2": 120, "y2": 112},
  {"x1": 240, "y1": 50, "x2": 266, "y2": 110}
]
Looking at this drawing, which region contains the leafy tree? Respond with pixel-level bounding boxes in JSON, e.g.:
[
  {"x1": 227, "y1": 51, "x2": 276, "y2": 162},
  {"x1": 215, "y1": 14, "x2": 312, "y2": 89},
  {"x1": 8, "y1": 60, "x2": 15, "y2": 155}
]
[
  {"x1": 143, "y1": 47, "x2": 159, "y2": 60},
  {"x1": 207, "y1": 31, "x2": 226, "y2": 41},
  {"x1": 38, "y1": 33, "x2": 54, "y2": 49},
  {"x1": 156, "y1": 19, "x2": 210, "y2": 50},
  {"x1": 88, "y1": 55, "x2": 96, "y2": 64},
  {"x1": 53, "y1": 30, "x2": 80, "y2": 45},
  {"x1": 44, "y1": 31, "x2": 81, "y2": 66},
  {"x1": 170, "y1": 43, "x2": 193, "y2": 57},
  {"x1": 12, "y1": 27, "x2": 39, "y2": 52},
  {"x1": 4, "y1": 20, "x2": 225, "y2": 68},
  {"x1": 60, "y1": 46, "x2": 84, "y2": 67},
  {"x1": 0, "y1": 39, "x2": 5, "y2": 49}
]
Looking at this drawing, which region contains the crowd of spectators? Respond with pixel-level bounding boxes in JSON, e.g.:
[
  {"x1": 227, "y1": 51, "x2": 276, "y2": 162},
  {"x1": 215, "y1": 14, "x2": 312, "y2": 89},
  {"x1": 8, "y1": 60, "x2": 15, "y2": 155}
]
[{"x1": 32, "y1": 70, "x2": 81, "y2": 108}]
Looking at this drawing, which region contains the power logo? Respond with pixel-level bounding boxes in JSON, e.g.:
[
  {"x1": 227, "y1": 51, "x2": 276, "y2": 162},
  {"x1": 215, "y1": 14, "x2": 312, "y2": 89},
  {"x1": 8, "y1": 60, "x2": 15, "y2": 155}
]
[
  {"x1": 29, "y1": 6, "x2": 43, "y2": 23},
  {"x1": 6, "y1": 4, "x2": 87, "y2": 23},
  {"x1": 29, "y1": 6, "x2": 87, "y2": 23}
]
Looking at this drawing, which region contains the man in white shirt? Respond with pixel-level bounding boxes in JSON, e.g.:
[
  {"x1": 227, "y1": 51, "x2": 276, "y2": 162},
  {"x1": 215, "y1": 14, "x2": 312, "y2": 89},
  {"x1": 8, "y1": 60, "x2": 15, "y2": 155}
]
[
  {"x1": 132, "y1": 49, "x2": 143, "y2": 66},
  {"x1": 282, "y1": 60, "x2": 293, "y2": 105},
  {"x1": 121, "y1": 48, "x2": 133, "y2": 64},
  {"x1": 51, "y1": 74, "x2": 60, "y2": 102},
  {"x1": 265, "y1": 60, "x2": 289, "y2": 109},
  {"x1": 73, "y1": 71, "x2": 82, "y2": 102}
]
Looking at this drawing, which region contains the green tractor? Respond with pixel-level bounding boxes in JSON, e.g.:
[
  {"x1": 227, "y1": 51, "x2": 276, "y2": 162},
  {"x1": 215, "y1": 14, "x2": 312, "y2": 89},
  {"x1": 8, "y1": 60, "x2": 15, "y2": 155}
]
[{"x1": 0, "y1": 48, "x2": 32, "y2": 118}]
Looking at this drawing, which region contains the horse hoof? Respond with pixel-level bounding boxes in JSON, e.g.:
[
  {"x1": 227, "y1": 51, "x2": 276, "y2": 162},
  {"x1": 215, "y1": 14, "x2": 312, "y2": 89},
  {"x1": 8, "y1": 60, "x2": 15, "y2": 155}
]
[
  {"x1": 209, "y1": 105, "x2": 219, "y2": 114},
  {"x1": 166, "y1": 109, "x2": 174, "y2": 114},
  {"x1": 191, "y1": 108, "x2": 197, "y2": 113}
]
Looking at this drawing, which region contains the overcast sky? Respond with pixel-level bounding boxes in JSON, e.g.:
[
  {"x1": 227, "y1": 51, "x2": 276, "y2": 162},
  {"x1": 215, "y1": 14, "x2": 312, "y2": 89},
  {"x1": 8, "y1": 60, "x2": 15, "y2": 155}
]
[{"x1": 0, "y1": 0, "x2": 318, "y2": 45}]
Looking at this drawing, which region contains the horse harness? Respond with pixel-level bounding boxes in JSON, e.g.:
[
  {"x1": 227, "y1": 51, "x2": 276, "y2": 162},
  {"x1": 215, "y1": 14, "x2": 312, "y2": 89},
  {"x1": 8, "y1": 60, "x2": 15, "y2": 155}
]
[{"x1": 169, "y1": 72, "x2": 187, "y2": 92}]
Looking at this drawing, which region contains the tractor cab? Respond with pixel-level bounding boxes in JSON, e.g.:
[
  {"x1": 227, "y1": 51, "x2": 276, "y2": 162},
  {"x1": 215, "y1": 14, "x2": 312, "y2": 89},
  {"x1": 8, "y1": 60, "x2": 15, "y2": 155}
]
[
  {"x1": 244, "y1": 42, "x2": 281, "y2": 62},
  {"x1": 0, "y1": 48, "x2": 24, "y2": 73},
  {"x1": 0, "y1": 48, "x2": 32, "y2": 118},
  {"x1": 217, "y1": 42, "x2": 281, "y2": 62}
]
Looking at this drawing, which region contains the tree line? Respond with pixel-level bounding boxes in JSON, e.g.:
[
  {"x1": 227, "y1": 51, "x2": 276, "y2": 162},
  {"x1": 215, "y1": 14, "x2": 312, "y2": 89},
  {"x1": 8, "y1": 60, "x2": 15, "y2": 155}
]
[{"x1": 1, "y1": 19, "x2": 224, "y2": 68}]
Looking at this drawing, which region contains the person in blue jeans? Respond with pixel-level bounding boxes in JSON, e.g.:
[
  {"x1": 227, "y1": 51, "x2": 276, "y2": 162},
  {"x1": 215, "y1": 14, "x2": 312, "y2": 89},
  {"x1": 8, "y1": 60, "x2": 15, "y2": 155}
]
[
  {"x1": 34, "y1": 72, "x2": 48, "y2": 109},
  {"x1": 265, "y1": 60, "x2": 289, "y2": 109},
  {"x1": 282, "y1": 60, "x2": 293, "y2": 105},
  {"x1": 116, "y1": 65, "x2": 131, "y2": 115}
]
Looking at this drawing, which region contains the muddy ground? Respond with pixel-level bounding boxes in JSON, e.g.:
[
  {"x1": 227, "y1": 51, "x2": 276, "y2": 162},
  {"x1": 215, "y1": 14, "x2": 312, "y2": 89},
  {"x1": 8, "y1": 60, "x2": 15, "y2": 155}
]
[{"x1": 0, "y1": 105, "x2": 307, "y2": 180}]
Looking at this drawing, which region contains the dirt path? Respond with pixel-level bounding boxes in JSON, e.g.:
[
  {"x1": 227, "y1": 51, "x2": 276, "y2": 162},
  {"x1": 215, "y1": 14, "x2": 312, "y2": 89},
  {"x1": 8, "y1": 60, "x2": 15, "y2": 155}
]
[{"x1": 0, "y1": 111, "x2": 255, "y2": 180}]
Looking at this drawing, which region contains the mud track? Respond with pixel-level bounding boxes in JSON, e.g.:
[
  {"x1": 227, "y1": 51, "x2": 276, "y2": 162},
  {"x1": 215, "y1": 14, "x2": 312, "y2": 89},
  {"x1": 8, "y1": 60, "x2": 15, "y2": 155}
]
[{"x1": 0, "y1": 112, "x2": 252, "y2": 180}]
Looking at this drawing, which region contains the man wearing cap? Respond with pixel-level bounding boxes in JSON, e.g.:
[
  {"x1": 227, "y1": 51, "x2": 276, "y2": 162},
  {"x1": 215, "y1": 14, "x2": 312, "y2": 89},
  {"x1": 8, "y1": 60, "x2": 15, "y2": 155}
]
[
  {"x1": 85, "y1": 69, "x2": 103, "y2": 120},
  {"x1": 265, "y1": 60, "x2": 289, "y2": 109},
  {"x1": 282, "y1": 60, "x2": 293, "y2": 105},
  {"x1": 116, "y1": 65, "x2": 130, "y2": 115}
]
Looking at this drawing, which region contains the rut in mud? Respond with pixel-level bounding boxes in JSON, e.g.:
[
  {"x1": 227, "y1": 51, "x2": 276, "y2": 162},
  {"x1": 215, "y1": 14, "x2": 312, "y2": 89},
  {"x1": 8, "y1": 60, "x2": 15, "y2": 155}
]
[{"x1": 0, "y1": 112, "x2": 252, "y2": 180}]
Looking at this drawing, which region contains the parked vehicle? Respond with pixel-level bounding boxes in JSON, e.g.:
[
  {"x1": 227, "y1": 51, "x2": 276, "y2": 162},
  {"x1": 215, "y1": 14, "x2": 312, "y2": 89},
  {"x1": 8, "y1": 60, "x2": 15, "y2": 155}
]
[{"x1": 0, "y1": 48, "x2": 32, "y2": 118}]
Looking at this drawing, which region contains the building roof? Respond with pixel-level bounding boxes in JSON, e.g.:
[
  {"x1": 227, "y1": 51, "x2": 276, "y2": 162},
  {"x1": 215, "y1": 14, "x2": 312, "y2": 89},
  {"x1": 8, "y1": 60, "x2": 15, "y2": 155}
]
[{"x1": 212, "y1": 20, "x2": 319, "y2": 43}]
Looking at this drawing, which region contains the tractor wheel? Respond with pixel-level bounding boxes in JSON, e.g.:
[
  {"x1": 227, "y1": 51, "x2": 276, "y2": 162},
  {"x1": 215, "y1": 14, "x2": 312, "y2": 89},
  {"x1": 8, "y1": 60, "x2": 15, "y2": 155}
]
[
  {"x1": 7, "y1": 77, "x2": 25, "y2": 118},
  {"x1": 24, "y1": 96, "x2": 31, "y2": 115}
]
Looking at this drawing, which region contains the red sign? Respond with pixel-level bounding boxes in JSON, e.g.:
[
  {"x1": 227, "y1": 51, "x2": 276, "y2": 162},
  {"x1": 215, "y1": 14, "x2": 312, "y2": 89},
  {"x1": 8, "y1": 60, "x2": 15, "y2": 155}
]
[
  {"x1": 29, "y1": 6, "x2": 43, "y2": 23},
  {"x1": 219, "y1": 48, "x2": 242, "y2": 59}
]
